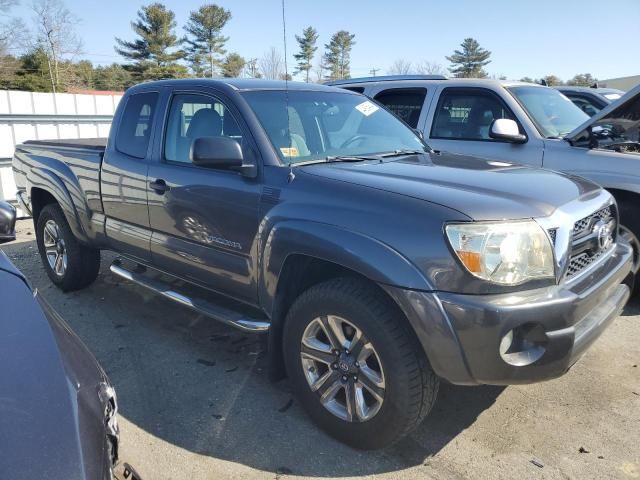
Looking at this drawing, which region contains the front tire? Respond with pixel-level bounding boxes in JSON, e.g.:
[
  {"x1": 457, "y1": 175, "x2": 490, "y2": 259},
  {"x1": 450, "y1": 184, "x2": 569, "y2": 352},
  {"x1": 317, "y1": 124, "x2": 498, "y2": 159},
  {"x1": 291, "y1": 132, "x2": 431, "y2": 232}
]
[
  {"x1": 35, "y1": 203, "x2": 100, "y2": 291},
  {"x1": 283, "y1": 277, "x2": 439, "y2": 449}
]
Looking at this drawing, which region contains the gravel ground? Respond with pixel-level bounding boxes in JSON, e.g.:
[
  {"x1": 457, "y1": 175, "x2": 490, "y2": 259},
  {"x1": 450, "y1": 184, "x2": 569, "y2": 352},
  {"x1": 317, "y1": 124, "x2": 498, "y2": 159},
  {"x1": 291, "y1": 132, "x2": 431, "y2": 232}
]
[{"x1": 5, "y1": 219, "x2": 640, "y2": 480}]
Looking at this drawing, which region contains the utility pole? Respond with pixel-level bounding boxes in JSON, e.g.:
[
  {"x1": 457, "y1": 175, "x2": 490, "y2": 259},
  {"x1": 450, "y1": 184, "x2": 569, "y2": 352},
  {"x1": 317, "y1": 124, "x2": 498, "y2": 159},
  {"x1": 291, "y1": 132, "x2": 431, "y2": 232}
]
[{"x1": 369, "y1": 68, "x2": 379, "y2": 77}]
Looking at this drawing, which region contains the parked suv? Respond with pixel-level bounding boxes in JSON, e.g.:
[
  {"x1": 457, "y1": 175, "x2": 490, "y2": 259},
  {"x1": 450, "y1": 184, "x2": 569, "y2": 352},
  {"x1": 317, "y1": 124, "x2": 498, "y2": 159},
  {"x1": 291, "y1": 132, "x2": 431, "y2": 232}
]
[
  {"x1": 555, "y1": 86, "x2": 625, "y2": 116},
  {"x1": 328, "y1": 76, "x2": 640, "y2": 284},
  {"x1": 13, "y1": 79, "x2": 633, "y2": 449}
]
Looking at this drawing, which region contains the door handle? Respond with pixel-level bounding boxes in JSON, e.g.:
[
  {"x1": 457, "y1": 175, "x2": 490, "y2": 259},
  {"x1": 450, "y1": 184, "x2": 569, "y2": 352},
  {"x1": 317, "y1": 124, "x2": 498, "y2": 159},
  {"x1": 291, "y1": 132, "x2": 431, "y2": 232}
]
[{"x1": 149, "y1": 179, "x2": 170, "y2": 194}]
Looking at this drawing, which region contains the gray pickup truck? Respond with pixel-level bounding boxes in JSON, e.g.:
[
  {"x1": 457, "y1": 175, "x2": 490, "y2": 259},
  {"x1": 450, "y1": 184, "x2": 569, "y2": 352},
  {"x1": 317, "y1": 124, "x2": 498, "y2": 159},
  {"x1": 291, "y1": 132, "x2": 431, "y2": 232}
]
[
  {"x1": 329, "y1": 76, "x2": 640, "y2": 283},
  {"x1": 12, "y1": 79, "x2": 632, "y2": 449}
]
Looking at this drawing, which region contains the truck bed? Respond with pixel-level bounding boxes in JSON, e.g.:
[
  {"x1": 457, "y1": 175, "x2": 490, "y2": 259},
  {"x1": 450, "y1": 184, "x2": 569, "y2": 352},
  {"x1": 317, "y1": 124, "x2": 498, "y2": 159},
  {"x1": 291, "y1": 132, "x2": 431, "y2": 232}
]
[{"x1": 13, "y1": 138, "x2": 107, "y2": 227}]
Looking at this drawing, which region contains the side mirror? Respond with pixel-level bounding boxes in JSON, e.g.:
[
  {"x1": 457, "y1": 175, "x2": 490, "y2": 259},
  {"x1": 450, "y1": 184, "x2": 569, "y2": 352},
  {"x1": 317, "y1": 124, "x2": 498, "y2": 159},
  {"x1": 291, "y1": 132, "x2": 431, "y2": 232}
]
[
  {"x1": 489, "y1": 119, "x2": 527, "y2": 144},
  {"x1": 191, "y1": 136, "x2": 244, "y2": 170},
  {"x1": 0, "y1": 201, "x2": 17, "y2": 244}
]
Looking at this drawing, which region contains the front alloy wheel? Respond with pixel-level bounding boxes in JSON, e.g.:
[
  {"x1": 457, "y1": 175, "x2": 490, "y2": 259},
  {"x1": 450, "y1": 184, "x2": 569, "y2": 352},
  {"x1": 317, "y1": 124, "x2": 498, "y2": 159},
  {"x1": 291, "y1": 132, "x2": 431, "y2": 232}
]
[
  {"x1": 284, "y1": 277, "x2": 439, "y2": 449},
  {"x1": 301, "y1": 315, "x2": 385, "y2": 422}
]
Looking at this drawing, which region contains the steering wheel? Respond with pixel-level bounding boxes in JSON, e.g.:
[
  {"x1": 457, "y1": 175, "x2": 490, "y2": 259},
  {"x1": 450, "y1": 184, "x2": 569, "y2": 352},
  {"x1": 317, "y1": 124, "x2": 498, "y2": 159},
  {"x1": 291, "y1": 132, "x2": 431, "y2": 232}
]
[{"x1": 341, "y1": 134, "x2": 368, "y2": 149}]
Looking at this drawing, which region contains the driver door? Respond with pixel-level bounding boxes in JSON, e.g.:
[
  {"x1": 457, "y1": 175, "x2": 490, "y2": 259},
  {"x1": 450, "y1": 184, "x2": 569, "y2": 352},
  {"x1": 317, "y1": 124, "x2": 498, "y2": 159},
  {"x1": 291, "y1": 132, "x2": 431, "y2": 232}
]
[{"x1": 147, "y1": 91, "x2": 262, "y2": 304}]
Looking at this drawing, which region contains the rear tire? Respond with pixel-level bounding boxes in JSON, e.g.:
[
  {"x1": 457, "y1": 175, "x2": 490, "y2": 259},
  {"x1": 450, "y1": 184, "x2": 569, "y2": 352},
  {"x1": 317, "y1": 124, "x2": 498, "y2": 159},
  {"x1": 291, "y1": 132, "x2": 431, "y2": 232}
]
[
  {"x1": 35, "y1": 203, "x2": 100, "y2": 291},
  {"x1": 283, "y1": 277, "x2": 439, "y2": 449}
]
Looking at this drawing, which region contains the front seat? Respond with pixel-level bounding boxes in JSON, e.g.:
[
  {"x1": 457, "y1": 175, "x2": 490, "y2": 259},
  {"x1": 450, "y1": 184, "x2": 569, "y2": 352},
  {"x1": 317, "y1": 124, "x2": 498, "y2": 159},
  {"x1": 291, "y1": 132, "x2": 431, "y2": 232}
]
[
  {"x1": 176, "y1": 108, "x2": 223, "y2": 161},
  {"x1": 187, "y1": 108, "x2": 223, "y2": 139}
]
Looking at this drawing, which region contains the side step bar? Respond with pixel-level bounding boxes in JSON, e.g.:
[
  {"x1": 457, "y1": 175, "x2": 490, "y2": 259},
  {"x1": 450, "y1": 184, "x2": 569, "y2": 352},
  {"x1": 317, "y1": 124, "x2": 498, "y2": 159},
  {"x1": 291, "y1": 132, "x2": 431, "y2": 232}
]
[{"x1": 110, "y1": 259, "x2": 270, "y2": 333}]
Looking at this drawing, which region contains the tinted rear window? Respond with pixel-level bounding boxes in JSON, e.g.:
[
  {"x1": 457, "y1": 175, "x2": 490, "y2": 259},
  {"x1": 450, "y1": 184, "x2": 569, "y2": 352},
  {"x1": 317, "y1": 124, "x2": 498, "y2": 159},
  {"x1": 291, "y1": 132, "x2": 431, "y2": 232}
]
[{"x1": 116, "y1": 92, "x2": 159, "y2": 159}]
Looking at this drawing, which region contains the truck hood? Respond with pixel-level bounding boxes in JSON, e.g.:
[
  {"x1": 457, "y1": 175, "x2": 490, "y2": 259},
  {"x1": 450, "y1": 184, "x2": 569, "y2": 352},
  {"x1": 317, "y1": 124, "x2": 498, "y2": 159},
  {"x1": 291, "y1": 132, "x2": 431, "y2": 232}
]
[
  {"x1": 566, "y1": 83, "x2": 640, "y2": 148},
  {"x1": 301, "y1": 152, "x2": 600, "y2": 220}
]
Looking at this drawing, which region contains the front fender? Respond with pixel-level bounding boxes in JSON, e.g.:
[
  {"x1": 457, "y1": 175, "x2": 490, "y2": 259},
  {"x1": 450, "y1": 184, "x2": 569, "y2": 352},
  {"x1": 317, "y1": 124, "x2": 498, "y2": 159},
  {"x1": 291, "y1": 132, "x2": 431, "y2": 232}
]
[
  {"x1": 259, "y1": 220, "x2": 432, "y2": 316},
  {"x1": 27, "y1": 167, "x2": 89, "y2": 242}
]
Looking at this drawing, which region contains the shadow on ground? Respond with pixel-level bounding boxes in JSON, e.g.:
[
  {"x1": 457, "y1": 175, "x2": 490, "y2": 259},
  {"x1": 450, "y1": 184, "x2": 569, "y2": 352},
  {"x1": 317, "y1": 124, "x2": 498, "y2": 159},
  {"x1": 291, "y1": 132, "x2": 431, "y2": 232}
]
[{"x1": 2, "y1": 237, "x2": 509, "y2": 477}]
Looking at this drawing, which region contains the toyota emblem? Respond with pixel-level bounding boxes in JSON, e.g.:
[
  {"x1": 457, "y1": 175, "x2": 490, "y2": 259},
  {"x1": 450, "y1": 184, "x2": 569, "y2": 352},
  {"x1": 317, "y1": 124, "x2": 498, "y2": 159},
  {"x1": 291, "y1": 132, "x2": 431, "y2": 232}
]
[{"x1": 594, "y1": 219, "x2": 615, "y2": 251}]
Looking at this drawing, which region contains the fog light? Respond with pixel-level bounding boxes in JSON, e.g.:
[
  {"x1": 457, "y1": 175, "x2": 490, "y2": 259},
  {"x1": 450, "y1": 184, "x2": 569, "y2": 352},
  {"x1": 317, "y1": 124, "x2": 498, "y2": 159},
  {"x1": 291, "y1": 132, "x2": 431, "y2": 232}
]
[{"x1": 499, "y1": 324, "x2": 547, "y2": 367}]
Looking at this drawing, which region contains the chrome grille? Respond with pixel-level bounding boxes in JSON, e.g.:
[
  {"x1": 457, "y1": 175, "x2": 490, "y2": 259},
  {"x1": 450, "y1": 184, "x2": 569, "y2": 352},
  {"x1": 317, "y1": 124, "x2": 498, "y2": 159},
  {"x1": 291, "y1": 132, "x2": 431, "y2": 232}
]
[
  {"x1": 566, "y1": 249, "x2": 608, "y2": 277},
  {"x1": 572, "y1": 206, "x2": 613, "y2": 238},
  {"x1": 566, "y1": 205, "x2": 617, "y2": 279}
]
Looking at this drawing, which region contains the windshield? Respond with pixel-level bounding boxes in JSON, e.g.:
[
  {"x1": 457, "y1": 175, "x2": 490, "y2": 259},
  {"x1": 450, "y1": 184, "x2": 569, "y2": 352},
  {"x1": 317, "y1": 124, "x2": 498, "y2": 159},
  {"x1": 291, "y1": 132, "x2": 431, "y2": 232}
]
[
  {"x1": 508, "y1": 86, "x2": 589, "y2": 138},
  {"x1": 241, "y1": 90, "x2": 427, "y2": 164}
]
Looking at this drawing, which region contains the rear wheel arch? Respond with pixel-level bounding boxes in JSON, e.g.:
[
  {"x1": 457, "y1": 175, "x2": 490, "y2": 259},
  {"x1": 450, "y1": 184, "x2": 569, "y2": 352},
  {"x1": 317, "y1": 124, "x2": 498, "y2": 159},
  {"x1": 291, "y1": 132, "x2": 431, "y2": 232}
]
[
  {"x1": 27, "y1": 168, "x2": 88, "y2": 242},
  {"x1": 30, "y1": 187, "x2": 57, "y2": 223}
]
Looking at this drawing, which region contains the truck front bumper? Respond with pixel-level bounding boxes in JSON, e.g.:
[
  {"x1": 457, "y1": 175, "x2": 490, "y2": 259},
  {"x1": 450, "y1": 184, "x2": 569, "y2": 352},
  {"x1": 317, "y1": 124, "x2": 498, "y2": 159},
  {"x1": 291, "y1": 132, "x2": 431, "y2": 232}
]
[{"x1": 384, "y1": 242, "x2": 632, "y2": 385}]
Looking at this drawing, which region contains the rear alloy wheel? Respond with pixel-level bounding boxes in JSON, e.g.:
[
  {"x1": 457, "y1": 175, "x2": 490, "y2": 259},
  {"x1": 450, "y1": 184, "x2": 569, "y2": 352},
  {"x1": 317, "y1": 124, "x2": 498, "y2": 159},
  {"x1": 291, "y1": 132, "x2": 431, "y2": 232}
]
[
  {"x1": 43, "y1": 219, "x2": 68, "y2": 277},
  {"x1": 36, "y1": 203, "x2": 101, "y2": 291},
  {"x1": 284, "y1": 277, "x2": 439, "y2": 449}
]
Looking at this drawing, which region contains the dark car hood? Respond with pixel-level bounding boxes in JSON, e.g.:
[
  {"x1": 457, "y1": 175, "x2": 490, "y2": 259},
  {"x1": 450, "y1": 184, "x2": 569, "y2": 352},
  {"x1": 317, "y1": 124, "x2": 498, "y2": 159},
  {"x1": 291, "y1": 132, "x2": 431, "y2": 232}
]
[
  {"x1": 0, "y1": 252, "x2": 108, "y2": 479},
  {"x1": 300, "y1": 152, "x2": 599, "y2": 220},
  {"x1": 566, "y1": 83, "x2": 640, "y2": 146}
]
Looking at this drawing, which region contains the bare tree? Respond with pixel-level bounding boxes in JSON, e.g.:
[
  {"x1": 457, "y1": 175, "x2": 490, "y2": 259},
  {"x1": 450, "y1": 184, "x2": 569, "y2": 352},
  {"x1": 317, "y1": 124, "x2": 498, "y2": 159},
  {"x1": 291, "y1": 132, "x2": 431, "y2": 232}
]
[
  {"x1": 0, "y1": 0, "x2": 23, "y2": 56},
  {"x1": 387, "y1": 58, "x2": 414, "y2": 75},
  {"x1": 416, "y1": 61, "x2": 446, "y2": 76},
  {"x1": 31, "y1": 0, "x2": 81, "y2": 93},
  {"x1": 259, "y1": 47, "x2": 284, "y2": 80}
]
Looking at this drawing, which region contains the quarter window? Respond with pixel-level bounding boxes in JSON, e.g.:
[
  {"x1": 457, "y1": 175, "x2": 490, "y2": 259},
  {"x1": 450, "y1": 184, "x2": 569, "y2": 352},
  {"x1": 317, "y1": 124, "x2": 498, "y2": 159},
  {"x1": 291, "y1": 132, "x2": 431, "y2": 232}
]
[
  {"x1": 164, "y1": 94, "x2": 243, "y2": 163},
  {"x1": 374, "y1": 88, "x2": 427, "y2": 128},
  {"x1": 431, "y1": 89, "x2": 517, "y2": 141},
  {"x1": 115, "y1": 92, "x2": 158, "y2": 159}
]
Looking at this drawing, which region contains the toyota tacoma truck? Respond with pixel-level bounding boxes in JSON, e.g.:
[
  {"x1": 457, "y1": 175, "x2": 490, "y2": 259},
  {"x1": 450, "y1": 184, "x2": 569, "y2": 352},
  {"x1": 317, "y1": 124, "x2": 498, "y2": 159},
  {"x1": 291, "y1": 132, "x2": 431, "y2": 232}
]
[{"x1": 12, "y1": 79, "x2": 633, "y2": 449}]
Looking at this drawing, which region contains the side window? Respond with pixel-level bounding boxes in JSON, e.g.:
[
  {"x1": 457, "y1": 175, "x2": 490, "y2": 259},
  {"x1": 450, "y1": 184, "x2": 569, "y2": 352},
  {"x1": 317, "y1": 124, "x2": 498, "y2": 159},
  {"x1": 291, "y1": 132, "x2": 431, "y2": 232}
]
[
  {"x1": 115, "y1": 92, "x2": 158, "y2": 159},
  {"x1": 374, "y1": 88, "x2": 427, "y2": 128},
  {"x1": 164, "y1": 94, "x2": 242, "y2": 164},
  {"x1": 431, "y1": 89, "x2": 517, "y2": 141}
]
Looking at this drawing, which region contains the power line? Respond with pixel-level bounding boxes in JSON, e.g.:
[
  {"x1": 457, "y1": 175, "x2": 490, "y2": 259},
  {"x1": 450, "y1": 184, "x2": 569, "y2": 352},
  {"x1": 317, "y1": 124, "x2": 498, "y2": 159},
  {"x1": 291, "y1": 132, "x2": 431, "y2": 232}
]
[{"x1": 369, "y1": 68, "x2": 380, "y2": 77}]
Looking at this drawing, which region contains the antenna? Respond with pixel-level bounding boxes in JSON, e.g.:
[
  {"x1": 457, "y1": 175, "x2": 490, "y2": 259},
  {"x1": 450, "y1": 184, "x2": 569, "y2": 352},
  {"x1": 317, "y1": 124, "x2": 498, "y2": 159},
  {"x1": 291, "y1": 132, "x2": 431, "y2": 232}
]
[{"x1": 281, "y1": 0, "x2": 293, "y2": 168}]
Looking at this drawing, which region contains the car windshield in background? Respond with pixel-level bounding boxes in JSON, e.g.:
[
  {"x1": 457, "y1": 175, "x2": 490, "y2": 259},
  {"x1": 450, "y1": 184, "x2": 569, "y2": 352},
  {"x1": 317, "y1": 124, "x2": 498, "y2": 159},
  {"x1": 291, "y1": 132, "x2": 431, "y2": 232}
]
[
  {"x1": 241, "y1": 90, "x2": 427, "y2": 164},
  {"x1": 508, "y1": 86, "x2": 589, "y2": 138}
]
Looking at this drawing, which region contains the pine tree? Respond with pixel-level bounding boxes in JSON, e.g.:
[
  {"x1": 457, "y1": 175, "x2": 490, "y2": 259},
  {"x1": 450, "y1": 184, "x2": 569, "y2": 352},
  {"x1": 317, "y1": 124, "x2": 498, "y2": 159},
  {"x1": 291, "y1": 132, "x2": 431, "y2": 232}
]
[
  {"x1": 115, "y1": 2, "x2": 187, "y2": 81},
  {"x1": 221, "y1": 53, "x2": 245, "y2": 78},
  {"x1": 293, "y1": 26, "x2": 318, "y2": 82},
  {"x1": 183, "y1": 4, "x2": 231, "y2": 78},
  {"x1": 94, "y1": 63, "x2": 134, "y2": 91},
  {"x1": 323, "y1": 30, "x2": 356, "y2": 80},
  {"x1": 446, "y1": 38, "x2": 491, "y2": 78}
]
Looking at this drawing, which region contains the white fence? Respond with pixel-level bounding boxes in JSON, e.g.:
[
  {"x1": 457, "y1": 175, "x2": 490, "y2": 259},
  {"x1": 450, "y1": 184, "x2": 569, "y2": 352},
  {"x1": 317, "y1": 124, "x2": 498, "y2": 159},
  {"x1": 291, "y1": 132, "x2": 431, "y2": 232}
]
[{"x1": 0, "y1": 90, "x2": 123, "y2": 203}]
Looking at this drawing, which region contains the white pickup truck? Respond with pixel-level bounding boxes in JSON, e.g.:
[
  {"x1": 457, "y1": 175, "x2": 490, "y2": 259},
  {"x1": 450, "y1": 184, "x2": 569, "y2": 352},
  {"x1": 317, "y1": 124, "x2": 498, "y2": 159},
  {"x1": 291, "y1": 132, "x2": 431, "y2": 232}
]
[{"x1": 329, "y1": 76, "x2": 640, "y2": 285}]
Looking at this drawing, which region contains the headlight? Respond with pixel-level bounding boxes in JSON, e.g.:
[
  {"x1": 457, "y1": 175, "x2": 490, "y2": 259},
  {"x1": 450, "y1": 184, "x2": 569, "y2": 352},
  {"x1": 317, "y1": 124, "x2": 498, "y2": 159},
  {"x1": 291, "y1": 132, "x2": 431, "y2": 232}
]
[{"x1": 445, "y1": 221, "x2": 555, "y2": 285}]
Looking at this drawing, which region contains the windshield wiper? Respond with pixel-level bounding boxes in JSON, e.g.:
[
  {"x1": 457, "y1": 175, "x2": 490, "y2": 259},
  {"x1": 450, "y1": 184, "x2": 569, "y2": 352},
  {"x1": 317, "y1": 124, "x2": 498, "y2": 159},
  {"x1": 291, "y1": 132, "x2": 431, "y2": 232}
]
[
  {"x1": 378, "y1": 149, "x2": 426, "y2": 158},
  {"x1": 293, "y1": 155, "x2": 380, "y2": 167}
]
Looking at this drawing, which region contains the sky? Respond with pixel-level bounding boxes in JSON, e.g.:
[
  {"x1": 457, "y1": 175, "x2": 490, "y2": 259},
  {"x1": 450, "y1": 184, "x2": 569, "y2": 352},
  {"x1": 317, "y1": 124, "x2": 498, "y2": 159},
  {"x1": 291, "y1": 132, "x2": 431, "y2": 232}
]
[{"x1": 5, "y1": 0, "x2": 640, "y2": 82}]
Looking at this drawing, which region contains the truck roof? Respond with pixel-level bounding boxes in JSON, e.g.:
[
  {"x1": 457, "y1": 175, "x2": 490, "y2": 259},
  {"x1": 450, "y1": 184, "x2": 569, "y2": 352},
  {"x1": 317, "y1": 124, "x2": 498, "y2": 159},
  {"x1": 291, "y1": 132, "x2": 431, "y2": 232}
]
[
  {"x1": 326, "y1": 76, "x2": 541, "y2": 89},
  {"x1": 129, "y1": 78, "x2": 348, "y2": 93}
]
